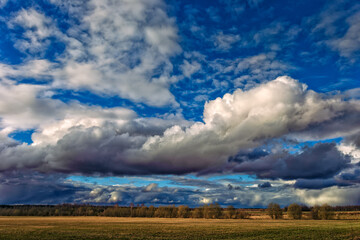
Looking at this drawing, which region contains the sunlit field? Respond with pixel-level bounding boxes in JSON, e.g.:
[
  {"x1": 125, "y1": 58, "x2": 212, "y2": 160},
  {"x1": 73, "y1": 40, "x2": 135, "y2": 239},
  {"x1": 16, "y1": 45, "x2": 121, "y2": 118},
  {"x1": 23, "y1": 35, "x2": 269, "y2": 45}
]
[{"x1": 0, "y1": 217, "x2": 359, "y2": 240}]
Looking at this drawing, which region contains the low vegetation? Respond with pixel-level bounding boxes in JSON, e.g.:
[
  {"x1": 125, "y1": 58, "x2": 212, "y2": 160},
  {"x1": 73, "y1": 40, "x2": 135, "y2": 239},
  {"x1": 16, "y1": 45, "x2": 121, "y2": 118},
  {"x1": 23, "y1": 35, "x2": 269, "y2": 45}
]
[{"x1": 0, "y1": 217, "x2": 359, "y2": 240}]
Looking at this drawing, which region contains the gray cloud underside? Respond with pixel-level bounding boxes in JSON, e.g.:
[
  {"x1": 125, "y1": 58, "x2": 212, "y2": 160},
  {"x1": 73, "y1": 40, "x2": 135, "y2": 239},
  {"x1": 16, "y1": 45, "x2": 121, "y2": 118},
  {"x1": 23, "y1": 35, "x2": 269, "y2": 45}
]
[{"x1": 232, "y1": 143, "x2": 350, "y2": 180}]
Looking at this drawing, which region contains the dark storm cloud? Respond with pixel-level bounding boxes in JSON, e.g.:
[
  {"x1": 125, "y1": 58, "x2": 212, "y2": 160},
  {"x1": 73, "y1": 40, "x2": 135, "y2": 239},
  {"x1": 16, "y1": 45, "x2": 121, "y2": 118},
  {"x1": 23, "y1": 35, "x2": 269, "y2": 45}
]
[
  {"x1": 233, "y1": 143, "x2": 350, "y2": 180},
  {"x1": 292, "y1": 111, "x2": 360, "y2": 141},
  {"x1": 344, "y1": 132, "x2": 360, "y2": 147},
  {"x1": 294, "y1": 178, "x2": 345, "y2": 189},
  {"x1": 258, "y1": 182, "x2": 272, "y2": 188},
  {"x1": 229, "y1": 148, "x2": 270, "y2": 163},
  {"x1": 0, "y1": 171, "x2": 90, "y2": 204},
  {"x1": 339, "y1": 169, "x2": 360, "y2": 183}
]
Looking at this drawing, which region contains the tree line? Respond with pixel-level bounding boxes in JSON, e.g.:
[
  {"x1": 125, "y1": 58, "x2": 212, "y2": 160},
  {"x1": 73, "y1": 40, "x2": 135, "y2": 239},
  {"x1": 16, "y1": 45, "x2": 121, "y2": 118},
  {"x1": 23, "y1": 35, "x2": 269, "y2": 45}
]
[
  {"x1": 267, "y1": 203, "x2": 335, "y2": 220},
  {"x1": 0, "y1": 204, "x2": 250, "y2": 219},
  {"x1": 0, "y1": 203, "x2": 354, "y2": 219}
]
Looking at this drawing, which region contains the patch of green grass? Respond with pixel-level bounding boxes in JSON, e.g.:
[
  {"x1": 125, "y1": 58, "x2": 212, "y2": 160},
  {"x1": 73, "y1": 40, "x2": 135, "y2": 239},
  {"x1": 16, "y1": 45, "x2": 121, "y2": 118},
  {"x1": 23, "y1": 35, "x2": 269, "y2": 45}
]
[{"x1": 0, "y1": 217, "x2": 359, "y2": 240}]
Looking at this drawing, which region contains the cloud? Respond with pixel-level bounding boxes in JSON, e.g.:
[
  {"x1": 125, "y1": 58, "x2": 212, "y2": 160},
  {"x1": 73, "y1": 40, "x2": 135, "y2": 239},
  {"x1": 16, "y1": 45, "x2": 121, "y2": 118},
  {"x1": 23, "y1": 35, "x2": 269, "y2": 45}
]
[
  {"x1": 1, "y1": 170, "x2": 360, "y2": 207},
  {"x1": 233, "y1": 53, "x2": 291, "y2": 88},
  {"x1": 294, "y1": 178, "x2": 348, "y2": 189},
  {"x1": 139, "y1": 76, "x2": 360, "y2": 174},
  {"x1": 0, "y1": 0, "x2": 7, "y2": 8},
  {"x1": 0, "y1": 80, "x2": 136, "y2": 131},
  {"x1": 309, "y1": 1, "x2": 360, "y2": 62},
  {"x1": 0, "y1": 171, "x2": 87, "y2": 204},
  {"x1": 329, "y1": 11, "x2": 360, "y2": 60},
  {"x1": 143, "y1": 183, "x2": 159, "y2": 192},
  {"x1": 233, "y1": 143, "x2": 351, "y2": 180},
  {"x1": 180, "y1": 60, "x2": 201, "y2": 78},
  {"x1": 6, "y1": 0, "x2": 182, "y2": 107},
  {"x1": 296, "y1": 185, "x2": 360, "y2": 206},
  {"x1": 1, "y1": 76, "x2": 359, "y2": 178},
  {"x1": 258, "y1": 182, "x2": 272, "y2": 188},
  {"x1": 0, "y1": 60, "x2": 54, "y2": 81},
  {"x1": 212, "y1": 31, "x2": 241, "y2": 51},
  {"x1": 7, "y1": 8, "x2": 60, "y2": 55},
  {"x1": 54, "y1": 0, "x2": 181, "y2": 107}
]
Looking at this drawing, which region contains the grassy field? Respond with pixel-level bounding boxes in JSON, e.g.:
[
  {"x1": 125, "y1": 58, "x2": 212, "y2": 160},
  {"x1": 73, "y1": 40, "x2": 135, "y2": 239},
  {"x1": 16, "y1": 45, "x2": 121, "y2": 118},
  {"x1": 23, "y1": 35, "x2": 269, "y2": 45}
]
[{"x1": 0, "y1": 217, "x2": 359, "y2": 240}]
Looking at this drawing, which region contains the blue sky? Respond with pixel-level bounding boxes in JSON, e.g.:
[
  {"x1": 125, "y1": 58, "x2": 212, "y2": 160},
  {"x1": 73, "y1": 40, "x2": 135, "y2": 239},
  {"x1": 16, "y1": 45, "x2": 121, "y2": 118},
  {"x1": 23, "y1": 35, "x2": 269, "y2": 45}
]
[{"x1": 0, "y1": 0, "x2": 360, "y2": 207}]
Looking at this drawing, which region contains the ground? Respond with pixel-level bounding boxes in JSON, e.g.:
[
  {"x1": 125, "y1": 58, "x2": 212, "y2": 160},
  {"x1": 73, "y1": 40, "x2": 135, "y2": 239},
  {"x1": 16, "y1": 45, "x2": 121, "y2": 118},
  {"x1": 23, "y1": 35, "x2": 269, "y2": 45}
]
[{"x1": 0, "y1": 217, "x2": 359, "y2": 240}]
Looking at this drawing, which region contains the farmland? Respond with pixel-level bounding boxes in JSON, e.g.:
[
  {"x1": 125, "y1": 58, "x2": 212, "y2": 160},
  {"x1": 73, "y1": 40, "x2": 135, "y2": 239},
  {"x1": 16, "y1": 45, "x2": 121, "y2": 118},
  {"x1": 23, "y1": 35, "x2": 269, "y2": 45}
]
[{"x1": 0, "y1": 217, "x2": 359, "y2": 240}]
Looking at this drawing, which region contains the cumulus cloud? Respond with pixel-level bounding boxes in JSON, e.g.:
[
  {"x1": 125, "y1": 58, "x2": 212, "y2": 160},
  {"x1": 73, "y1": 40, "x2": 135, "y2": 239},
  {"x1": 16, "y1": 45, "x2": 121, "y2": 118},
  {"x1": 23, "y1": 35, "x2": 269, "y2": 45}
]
[
  {"x1": 296, "y1": 186, "x2": 360, "y2": 206},
  {"x1": 139, "y1": 76, "x2": 360, "y2": 174},
  {"x1": 0, "y1": 76, "x2": 359, "y2": 178},
  {"x1": 233, "y1": 143, "x2": 350, "y2": 180},
  {"x1": 0, "y1": 80, "x2": 135, "y2": 130}
]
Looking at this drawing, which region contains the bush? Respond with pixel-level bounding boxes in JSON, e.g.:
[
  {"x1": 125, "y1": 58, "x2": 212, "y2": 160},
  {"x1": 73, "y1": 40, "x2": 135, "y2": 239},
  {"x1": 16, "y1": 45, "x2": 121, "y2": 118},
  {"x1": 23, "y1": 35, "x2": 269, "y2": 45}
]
[
  {"x1": 267, "y1": 203, "x2": 283, "y2": 219},
  {"x1": 287, "y1": 203, "x2": 302, "y2": 219}
]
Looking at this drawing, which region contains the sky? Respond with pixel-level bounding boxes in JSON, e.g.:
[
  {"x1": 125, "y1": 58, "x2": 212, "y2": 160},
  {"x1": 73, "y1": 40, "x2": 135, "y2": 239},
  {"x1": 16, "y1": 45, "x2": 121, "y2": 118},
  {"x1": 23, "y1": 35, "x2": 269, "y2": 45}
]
[{"x1": 0, "y1": 0, "x2": 360, "y2": 207}]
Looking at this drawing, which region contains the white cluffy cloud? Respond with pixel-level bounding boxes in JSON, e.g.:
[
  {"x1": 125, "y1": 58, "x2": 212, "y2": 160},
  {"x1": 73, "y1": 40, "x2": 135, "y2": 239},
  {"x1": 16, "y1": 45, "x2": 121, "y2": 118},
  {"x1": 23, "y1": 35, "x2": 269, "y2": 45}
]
[
  {"x1": 140, "y1": 76, "x2": 360, "y2": 172},
  {"x1": 1, "y1": 76, "x2": 359, "y2": 176},
  {"x1": 0, "y1": 80, "x2": 135, "y2": 131},
  {"x1": 7, "y1": 0, "x2": 182, "y2": 107}
]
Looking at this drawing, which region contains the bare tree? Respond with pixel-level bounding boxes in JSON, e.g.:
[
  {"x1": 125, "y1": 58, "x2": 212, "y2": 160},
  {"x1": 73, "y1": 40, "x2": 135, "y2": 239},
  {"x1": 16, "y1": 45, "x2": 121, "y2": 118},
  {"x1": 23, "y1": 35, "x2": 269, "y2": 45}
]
[
  {"x1": 287, "y1": 203, "x2": 302, "y2": 219},
  {"x1": 267, "y1": 203, "x2": 283, "y2": 219}
]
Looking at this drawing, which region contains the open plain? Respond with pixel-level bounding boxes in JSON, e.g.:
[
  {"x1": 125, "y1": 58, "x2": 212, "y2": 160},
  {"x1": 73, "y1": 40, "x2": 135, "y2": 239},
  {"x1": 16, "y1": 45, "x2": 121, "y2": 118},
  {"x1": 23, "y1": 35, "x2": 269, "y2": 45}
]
[{"x1": 0, "y1": 217, "x2": 359, "y2": 240}]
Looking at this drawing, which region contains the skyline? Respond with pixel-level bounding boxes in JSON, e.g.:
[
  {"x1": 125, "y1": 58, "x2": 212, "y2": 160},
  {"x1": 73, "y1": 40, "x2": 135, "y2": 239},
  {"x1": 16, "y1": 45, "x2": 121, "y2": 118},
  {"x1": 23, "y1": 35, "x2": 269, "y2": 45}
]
[{"x1": 0, "y1": 0, "x2": 360, "y2": 207}]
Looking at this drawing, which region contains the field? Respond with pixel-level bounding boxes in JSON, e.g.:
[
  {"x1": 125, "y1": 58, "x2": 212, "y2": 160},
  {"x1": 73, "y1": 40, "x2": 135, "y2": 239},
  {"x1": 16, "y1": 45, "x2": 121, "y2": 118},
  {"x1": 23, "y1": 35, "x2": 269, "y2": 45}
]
[{"x1": 0, "y1": 217, "x2": 359, "y2": 240}]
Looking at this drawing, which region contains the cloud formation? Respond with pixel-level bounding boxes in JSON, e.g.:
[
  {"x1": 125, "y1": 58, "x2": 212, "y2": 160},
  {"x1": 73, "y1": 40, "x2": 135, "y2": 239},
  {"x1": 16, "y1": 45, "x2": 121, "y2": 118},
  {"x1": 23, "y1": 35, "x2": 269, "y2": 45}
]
[
  {"x1": 233, "y1": 143, "x2": 350, "y2": 180},
  {"x1": 7, "y1": 0, "x2": 181, "y2": 107},
  {"x1": 0, "y1": 76, "x2": 359, "y2": 179},
  {"x1": 1, "y1": 0, "x2": 360, "y2": 207}
]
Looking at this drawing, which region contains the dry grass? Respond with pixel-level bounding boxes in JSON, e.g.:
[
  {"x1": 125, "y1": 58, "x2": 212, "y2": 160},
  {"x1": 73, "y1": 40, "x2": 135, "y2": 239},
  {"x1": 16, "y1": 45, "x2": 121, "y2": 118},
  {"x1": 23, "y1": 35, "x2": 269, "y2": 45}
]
[{"x1": 0, "y1": 216, "x2": 359, "y2": 239}]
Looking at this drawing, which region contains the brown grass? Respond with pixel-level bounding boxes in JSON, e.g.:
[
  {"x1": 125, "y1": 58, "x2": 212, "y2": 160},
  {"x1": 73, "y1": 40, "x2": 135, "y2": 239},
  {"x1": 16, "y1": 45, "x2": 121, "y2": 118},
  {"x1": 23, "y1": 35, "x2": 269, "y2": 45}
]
[{"x1": 0, "y1": 216, "x2": 359, "y2": 239}]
